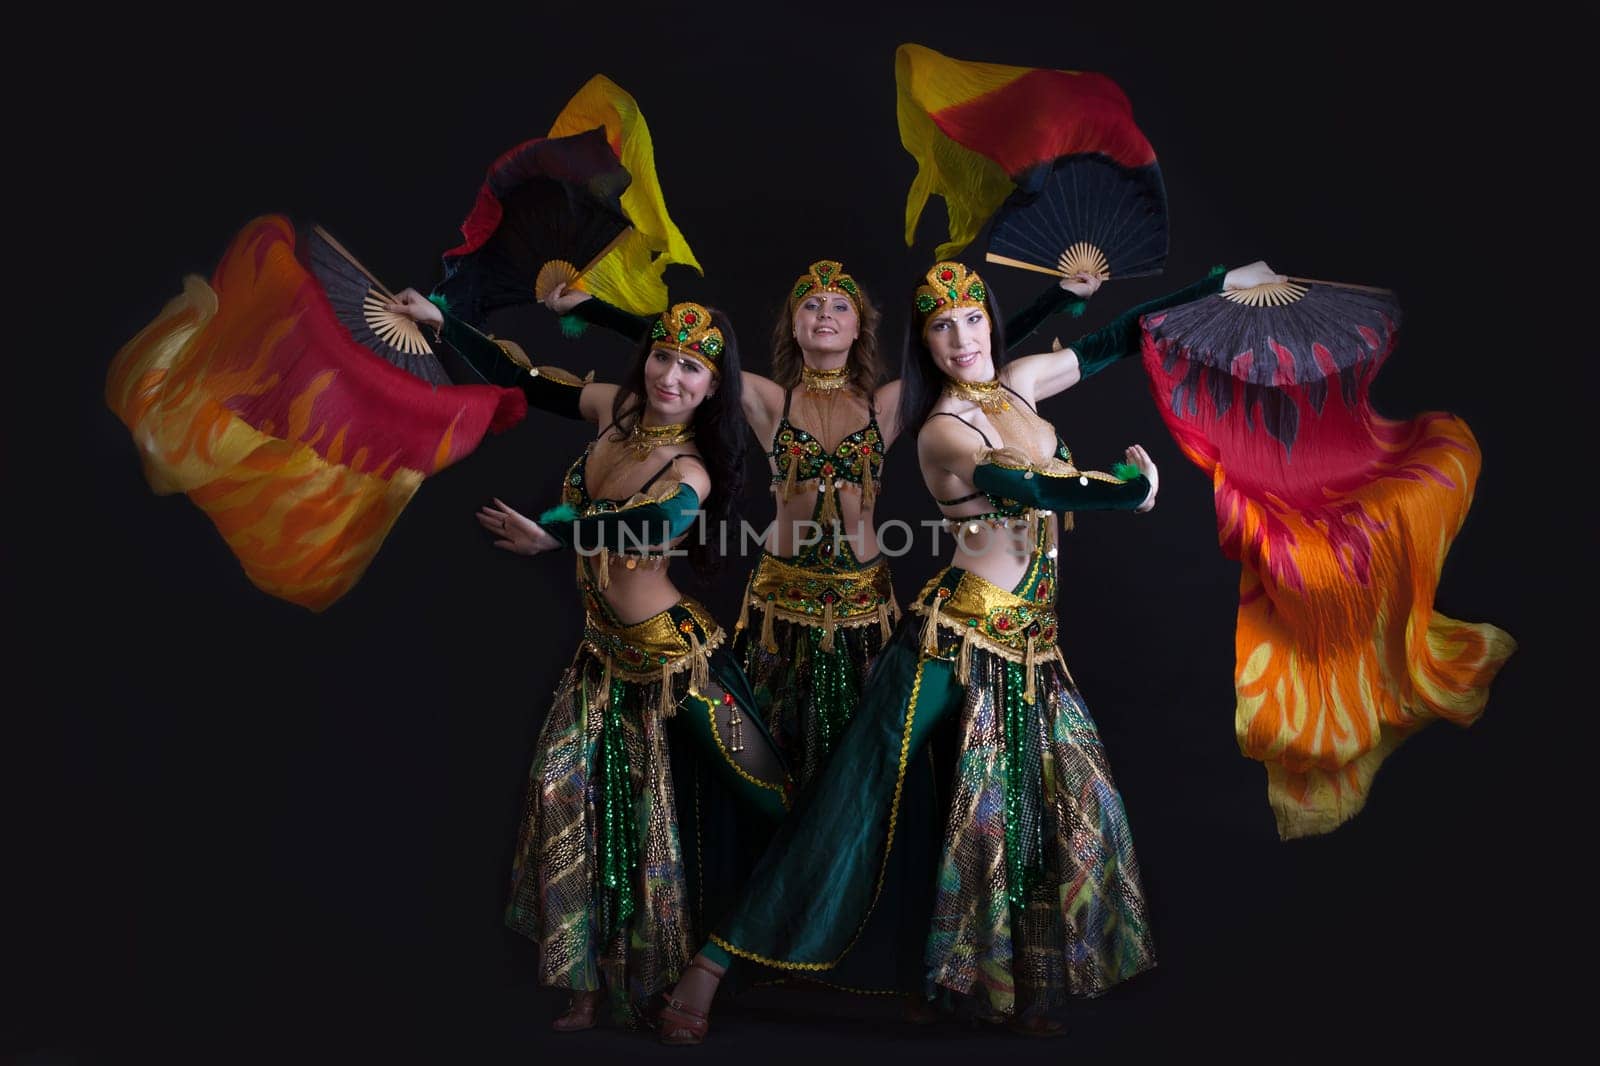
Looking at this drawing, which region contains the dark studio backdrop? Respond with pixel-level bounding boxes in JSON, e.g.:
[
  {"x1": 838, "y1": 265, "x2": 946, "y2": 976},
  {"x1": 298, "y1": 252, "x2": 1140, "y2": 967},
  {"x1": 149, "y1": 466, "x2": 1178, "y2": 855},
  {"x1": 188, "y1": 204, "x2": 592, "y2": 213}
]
[{"x1": 9, "y1": 6, "x2": 1581, "y2": 1063}]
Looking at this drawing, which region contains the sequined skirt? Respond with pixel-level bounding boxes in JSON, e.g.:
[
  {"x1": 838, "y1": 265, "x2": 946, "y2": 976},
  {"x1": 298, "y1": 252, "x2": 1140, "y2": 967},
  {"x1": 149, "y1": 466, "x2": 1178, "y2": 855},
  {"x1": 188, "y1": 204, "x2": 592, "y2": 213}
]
[
  {"x1": 714, "y1": 572, "x2": 1154, "y2": 1014},
  {"x1": 734, "y1": 550, "x2": 898, "y2": 789},
  {"x1": 504, "y1": 599, "x2": 773, "y2": 1025}
]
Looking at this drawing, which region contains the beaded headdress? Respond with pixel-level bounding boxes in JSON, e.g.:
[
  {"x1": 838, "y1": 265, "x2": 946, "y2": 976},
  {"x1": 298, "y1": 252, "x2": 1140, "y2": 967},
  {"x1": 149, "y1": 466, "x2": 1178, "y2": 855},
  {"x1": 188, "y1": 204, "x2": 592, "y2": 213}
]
[
  {"x1": 650, "y1": 302, "x2": 725, "y2": 374},
  {"x1": 789, "y1": 259, "x2": 862, "y2": 312},
  {"x1": 914, "y1": 262, "x2": 989, "y2": 337}
]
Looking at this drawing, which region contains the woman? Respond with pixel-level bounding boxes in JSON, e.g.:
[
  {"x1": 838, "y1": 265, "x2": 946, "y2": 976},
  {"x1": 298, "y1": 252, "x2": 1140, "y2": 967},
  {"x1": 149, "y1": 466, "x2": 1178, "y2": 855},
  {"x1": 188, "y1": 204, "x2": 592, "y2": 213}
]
[
  {"x1": 652, "y1": 258, "x2": 1280, "y2": 1041},
  {"x1": 387, "y1": 288, "x2": 794, "y2": 1032},
  {"x1": 546, "y1": 262, "x2": 1098, "y2": 791}
]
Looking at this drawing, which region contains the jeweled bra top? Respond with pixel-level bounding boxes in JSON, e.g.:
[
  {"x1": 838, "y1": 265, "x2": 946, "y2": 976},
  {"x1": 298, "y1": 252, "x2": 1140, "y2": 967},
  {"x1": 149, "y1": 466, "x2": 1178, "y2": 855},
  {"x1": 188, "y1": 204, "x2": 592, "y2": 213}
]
[{"x1": 769, "y1": 389, "x2": 885, "y2": 491}]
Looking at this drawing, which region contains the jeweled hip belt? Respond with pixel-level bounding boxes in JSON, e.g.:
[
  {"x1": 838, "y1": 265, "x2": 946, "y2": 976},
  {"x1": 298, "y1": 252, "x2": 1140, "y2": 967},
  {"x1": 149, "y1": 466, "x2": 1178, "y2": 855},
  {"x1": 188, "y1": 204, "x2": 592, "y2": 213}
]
[
  {"x1": 910, "y1": 566, "x2": 1066, "y2": 702},
  {"x1": 736, "y1": 551, "x2": 899, "y2": 652},
  {"x1": 581, "y1": 599, "x2": 725, "y2": 716}
]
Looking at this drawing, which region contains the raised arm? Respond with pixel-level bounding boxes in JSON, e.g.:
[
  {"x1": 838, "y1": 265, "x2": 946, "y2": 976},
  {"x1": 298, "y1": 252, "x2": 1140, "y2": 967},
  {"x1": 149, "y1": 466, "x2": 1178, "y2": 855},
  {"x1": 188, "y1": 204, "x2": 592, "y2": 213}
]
[
  {"x1": 1004, "y1": 262, "x2": 1283, "y2": 403},
  {"x1": 388, "y1": 288, "x2": 614, "y2": 422},
  {"x1": 543, "y1": 282, "x2": 652, "y2": 343}
]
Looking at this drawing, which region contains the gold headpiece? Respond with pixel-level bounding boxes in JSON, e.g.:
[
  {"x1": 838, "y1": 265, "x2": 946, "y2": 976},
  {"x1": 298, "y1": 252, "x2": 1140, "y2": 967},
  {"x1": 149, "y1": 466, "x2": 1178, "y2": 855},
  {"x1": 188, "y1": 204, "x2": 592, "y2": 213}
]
[
  {"x1": 914, "y1": 262, "x2": 989, "y2": 336},
  {"x1": 650, "y1": 302, "x2": 725, "y2": 375},
  {"x1": 790, "y1": 259, "x2": 863, "y2": 311}
]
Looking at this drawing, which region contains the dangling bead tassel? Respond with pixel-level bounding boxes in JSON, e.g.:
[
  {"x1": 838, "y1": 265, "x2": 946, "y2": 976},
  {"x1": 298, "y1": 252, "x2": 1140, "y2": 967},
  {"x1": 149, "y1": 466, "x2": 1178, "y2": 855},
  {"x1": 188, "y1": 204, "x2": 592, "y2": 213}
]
[
  {"x1": 818, "y1": 478, "x2": 839, "y2": 527},
  {"x1": 688, "y1": 630, "x2": 709, "y2": 696},
  {"x1": 1061, "y1": 511, "x2": 1074, "y2": 534},
  {"x1": 1023, "y1": 634, "x2": 1038, "y2": 705},
  {"x1": 596, "y1": 655, "x2": 614, "y2": 711},
  {"x1": 596, "y1": 547, "x2": 611, "y2": 590},
  {"x1": 1057, "y1": 648, "x2": 1077, "y2": 689},
  {"x1": 860, "y1": 470, "x2": 877, "y2": 511},
  {"x1": 725, "y1": 691, "x2": 745, "y2": 753},
  {"x1": 734, "y1": 569, "x2": 756, "y2": 636},
  {"x1": 877, "y1": 600, "x2": 893, "y2": 642},
  {"x1": 659, "y1": 658, "x2": 675, "y2": 719},
  {"x1": 781, "y1": 453, "x2": 799, "y2": 501},
  {"x1": 760, "y1": 597, "x2": 778, "y2": 654},
  {"x1": 921, "y1": 590, "x2": 946, "y2": 655},
  {"x1": 956, "y1": 626, "x2": 974, "y2": 685},
  {"x1": 820, "y1": 599, "x2": 836, "y2": 653}
]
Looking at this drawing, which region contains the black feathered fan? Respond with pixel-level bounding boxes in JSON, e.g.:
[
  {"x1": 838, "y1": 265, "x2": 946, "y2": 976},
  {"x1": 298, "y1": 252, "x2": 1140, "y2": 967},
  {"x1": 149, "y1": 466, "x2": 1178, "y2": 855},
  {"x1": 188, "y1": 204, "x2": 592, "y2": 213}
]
[
  {"x1": 303, "y1": 224, "x2": 452, "y2": 386},
  {"x1": 433, "y1": 126, "x2": 633, "y2": 328},
  {"x1": 986, "y1": 153, "x2": 1169, "y2": 282}
]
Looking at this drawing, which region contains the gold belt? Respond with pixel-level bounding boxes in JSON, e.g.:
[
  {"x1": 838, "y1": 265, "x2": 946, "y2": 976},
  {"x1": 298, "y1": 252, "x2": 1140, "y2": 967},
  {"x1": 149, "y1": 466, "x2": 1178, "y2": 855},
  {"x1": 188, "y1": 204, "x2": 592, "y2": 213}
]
[
  {"x1": 581, "y1": 598, "x2": 725, "y2": 716},
  {"x1": 909, "y1": 567, "x2": 1065, "y2": 702},
  {"x1": 736, "y1": 552, "x2": 899, "y2": 653}
]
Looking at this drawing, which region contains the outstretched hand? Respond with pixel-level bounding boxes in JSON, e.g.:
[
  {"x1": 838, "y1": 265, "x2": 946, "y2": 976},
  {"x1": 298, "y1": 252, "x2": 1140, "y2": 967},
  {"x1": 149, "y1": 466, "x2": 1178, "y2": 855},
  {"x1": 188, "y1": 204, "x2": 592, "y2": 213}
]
[
  {"x1": 1059, "y1": 272, "x2": 1103, "y2": 299},
  {"x1": 385, "y1": 288, "x2": 444, "y2": 329},
  {"x1": 1222, "y1": 261, "x2": 1286, "y2": 291},
  {"x1": 1125, "y1": 444, "x2": 1159, "y2": 513},
  {"x1": 543, "y1": 282, "x2": 594, "y2": 315},
  {"x1": 476, "y1": 498, "x2": 560, "y2": 556}
]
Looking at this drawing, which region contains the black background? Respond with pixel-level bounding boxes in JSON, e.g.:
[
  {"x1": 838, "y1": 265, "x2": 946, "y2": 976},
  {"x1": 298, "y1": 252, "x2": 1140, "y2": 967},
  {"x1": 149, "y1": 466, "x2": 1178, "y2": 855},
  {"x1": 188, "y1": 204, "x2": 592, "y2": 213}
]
[{"x1": 10, "y1": 7, "x2": 1582, "y2": 1063}]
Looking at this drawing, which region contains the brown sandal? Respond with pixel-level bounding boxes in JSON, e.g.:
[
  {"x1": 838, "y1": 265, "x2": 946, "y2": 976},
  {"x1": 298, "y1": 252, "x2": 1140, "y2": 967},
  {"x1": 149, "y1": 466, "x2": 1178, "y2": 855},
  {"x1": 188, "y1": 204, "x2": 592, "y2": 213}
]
[
  {"x1": 552, "y1": 990, "x2": 600, "y2": 1032},
  {"x1": 657, "y1": 958, "x2": 722, "y2": 1045}
]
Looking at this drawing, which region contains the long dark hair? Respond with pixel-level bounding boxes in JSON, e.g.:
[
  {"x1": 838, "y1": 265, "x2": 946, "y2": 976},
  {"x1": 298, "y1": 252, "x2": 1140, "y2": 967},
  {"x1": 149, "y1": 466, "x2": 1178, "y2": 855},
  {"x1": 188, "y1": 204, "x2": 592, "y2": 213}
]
[
  {"x1": 608, "y1": 308, "x2": 745, "y2": 576},
  {"x1": 895, "y1": 271, "x2": 1009, "y2": 440},
  {"x1": 769, "y1": 286, "x2": 885, "y2": 392}
]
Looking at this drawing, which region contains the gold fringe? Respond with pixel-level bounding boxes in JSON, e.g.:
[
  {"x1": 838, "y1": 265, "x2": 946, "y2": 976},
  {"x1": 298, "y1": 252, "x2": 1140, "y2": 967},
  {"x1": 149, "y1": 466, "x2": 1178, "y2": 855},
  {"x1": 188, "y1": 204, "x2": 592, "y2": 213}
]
[
  {"x1": 1061, "y1": 511, "x2": 1074, "y2": 534},
  {"x1": 734, "y1": 568, "x2": 756, "y2": 636},
  {"x1": 760, "y1": 598, "x2": 778, "y2": 654},
  {"x1": 781, "y1": 452, "x2": 799, "y2": 501},
  {"x1": 820, "y1": 600, "x2": 836, "y2": 653},
  {"x1": 860, "y1": 470, "x2": 877, "y2": 510},
  {"x1": 1023, "y1": 634, "x2": 1037, "y2": 704},
  {"x1": 956, "y1": 626, "x2": 974, "y2": 685},
  {"x1": 818, "y1": 478, "x2": 839, "y2": 527},
  {"x1": 921, "y1": 592, "x2": 945, "y2": 655},
  {"x1": 877, "y1": 600, "x2": 893, "y2": 642},
  {"x1": 659, "y1": 658, "x2": 674, "y2": 719},
  {"x1": 596, "y1": 547, "x2": 611, "y2": 590},
  {"x1": 687, "y1": 630, "x2": 709, "y2": 695}
]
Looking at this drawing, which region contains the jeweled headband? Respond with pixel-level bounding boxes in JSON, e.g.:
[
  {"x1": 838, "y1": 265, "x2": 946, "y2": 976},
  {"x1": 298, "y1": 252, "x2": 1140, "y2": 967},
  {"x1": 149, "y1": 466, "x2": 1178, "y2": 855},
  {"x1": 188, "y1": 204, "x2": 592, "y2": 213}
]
[
  {"x1": 789, "y1": 259, "x2": 862, "y2": 312},
  {"x1": 914, "y1": 262, "x2": 988, "y2": 337},
  {"x1": 650, "y1": 302, "x2": 725, "y2": 374}
]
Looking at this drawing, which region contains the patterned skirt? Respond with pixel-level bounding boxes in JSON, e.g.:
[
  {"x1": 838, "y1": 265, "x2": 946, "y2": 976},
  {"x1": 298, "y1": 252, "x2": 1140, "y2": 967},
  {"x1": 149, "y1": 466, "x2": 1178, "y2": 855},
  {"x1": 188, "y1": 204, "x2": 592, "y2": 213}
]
[
  {"x1": 713, "y1": 563, "x2": 1153, "y2": 1017},
  {"x1": 504, "y1": 598, "x2": 789, "y2": 1025},
  {"x1": 733, "y1": 549, "x2": 899, "y2": 789}
]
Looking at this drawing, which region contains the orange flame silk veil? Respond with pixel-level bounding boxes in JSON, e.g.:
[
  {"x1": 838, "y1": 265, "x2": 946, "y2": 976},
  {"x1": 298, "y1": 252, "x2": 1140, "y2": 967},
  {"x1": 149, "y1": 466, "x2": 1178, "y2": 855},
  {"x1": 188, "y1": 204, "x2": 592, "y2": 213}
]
[
  {"x1": 1140, "y1": 306, "x2": 1516, "y2": 838},
  {"x1": 105, "y1": 216, "x2": 525, "y2": 612}
]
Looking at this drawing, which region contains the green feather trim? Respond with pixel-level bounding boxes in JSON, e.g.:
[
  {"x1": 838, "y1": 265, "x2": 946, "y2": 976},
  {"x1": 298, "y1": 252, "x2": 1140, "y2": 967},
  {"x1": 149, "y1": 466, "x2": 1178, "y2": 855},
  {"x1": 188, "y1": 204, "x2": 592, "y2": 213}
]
[
  {"x1": 1208, "y1": 264, "x2": 1226, "y2": 279},
  {"x1": 427, "y1": 292, "x2": 451, "y2": 313},
  {"x1": 1111, "y1": 462, "x2": 1141, "y2": 482},
  {"x1": 558, "y1": 314, "x2": 589, "y2": 340},
  {"x1": 538, "y1": 503, "x2": 580, "y2": 525},
  {"x1": 1070, "y1": 300, "x2": 1087, "y2": 318}
]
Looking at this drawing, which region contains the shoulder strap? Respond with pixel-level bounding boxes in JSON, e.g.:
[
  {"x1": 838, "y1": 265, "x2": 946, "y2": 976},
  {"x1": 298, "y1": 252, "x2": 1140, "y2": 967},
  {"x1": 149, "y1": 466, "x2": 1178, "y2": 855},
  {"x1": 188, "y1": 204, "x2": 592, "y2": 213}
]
[
  {"x1": 1001, "y1": 382, "x2": 1038, "y2": 414},
  {"x1": 927, "y1": 410, "x2": 994, "y2": 447}
]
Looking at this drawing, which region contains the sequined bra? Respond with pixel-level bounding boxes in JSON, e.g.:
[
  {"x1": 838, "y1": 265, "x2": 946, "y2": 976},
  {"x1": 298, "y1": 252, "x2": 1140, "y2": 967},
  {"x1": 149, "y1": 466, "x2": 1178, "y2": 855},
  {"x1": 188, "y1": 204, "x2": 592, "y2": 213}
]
[
  {"x1": 562, "y1": 426, "x2": 692, "y2": 515},
  {"x1": 769, "y1": 389, "x2": 885, "y2": 491}
]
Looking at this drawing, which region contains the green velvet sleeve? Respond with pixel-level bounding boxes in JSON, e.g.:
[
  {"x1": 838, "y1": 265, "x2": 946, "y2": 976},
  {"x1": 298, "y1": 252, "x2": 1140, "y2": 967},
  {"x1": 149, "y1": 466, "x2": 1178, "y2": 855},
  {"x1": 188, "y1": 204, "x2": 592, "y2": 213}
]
[
  {"x1": 1003, "y1": 283, "x2": 1088, "y2": 352},
  {"x1": 557, "y1": 296, "x2": 653, "y2": 343},
  {"x1": 428, "y1": 297, "x2": 586, "y2": 420},
  {"x1": 538, "y1": 485, "x2": 703, "y2": 553},
  {"x1": 972, "y1": 460, "x2": 1150, "y2": 512},
  {"x1": 1068, "y1": 267, "x2": 1227, "y2": 380}
]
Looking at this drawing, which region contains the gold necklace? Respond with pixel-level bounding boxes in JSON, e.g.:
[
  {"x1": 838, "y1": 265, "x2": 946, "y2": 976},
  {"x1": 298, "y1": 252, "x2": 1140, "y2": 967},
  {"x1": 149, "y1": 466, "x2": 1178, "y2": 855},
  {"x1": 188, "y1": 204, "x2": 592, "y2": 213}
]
[
  {"x1": 625, "y1": 420, "x2": 694, "y2": 458},
  {"x1": 942, "y1": 376, "x2": 1011, "y2": 413},
  {"x1": 801, "y1": 365, "x2": 851, "y2": 392}
]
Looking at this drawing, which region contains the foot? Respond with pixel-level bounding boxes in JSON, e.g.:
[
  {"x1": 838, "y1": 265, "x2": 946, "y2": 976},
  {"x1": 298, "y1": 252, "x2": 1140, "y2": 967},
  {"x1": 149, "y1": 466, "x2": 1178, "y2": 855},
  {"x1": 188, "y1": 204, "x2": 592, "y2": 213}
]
[
  {"x1": 552, "y1": 990, "x2": 601, "y2": 1032},
  {"x1": 657, "y1": 955, "x2": 725, "y2": 1045}
]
